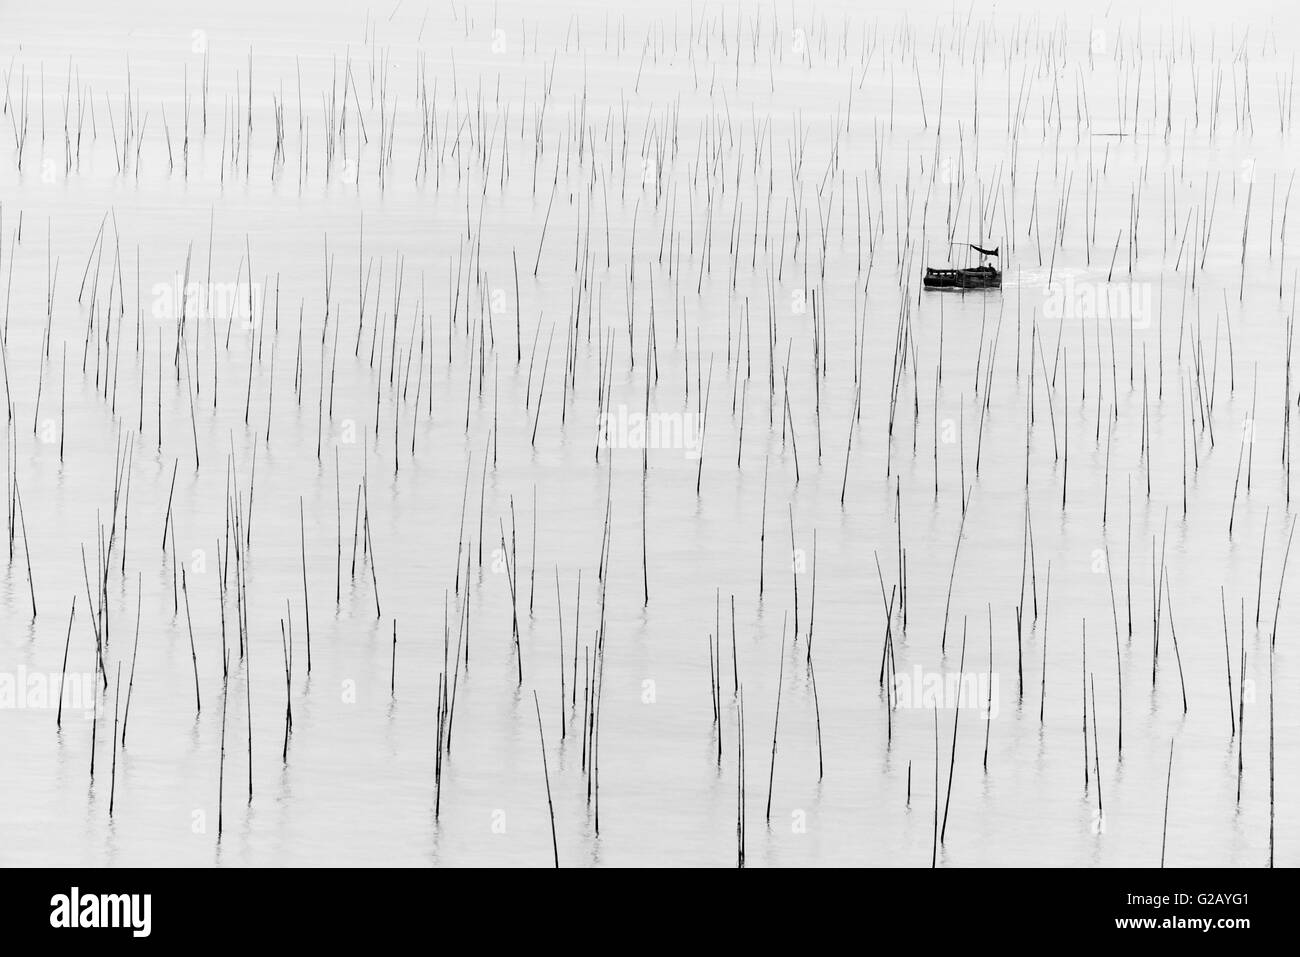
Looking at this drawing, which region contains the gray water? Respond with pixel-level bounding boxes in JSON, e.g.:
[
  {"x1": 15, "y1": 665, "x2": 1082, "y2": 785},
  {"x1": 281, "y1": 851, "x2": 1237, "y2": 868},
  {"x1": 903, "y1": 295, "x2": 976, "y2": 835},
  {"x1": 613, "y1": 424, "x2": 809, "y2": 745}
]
[{"x1": 1, "y1": 0, "x2": 1297, "y2": 867}]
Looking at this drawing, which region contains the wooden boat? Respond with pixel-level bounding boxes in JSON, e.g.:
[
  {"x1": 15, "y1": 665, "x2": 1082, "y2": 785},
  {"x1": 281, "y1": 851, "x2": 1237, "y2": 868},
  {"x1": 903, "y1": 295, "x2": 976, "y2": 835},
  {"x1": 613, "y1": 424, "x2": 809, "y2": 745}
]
[
  {"x1": 924, "y1": 243, "x2": 1002, "y2": 290},
  {"x1": 923, "y1": 264, "x2": 1001, "y2": 289}
]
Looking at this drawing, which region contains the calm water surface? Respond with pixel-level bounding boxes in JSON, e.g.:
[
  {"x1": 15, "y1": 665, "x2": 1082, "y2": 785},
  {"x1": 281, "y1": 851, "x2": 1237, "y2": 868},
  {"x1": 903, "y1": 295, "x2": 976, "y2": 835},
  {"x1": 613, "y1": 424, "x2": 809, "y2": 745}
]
[{"x1": 0, "y1": 0, "x2": 1297, "y2": 866}]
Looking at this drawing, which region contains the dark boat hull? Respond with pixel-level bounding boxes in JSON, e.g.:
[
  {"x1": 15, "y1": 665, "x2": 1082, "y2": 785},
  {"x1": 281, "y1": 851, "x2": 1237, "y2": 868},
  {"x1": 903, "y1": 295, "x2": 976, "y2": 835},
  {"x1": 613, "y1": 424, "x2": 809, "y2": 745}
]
[{"x1": 923, "y1": 267, "x2": 1001, "y2": 289}]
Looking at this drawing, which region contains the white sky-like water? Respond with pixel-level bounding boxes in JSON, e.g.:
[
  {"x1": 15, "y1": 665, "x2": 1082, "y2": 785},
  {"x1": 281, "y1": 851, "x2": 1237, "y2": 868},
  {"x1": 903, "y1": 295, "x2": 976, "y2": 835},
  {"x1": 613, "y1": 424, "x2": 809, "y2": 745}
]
[{"x1": 0, "y1": 0, "x2": 1297, "y2": 866}]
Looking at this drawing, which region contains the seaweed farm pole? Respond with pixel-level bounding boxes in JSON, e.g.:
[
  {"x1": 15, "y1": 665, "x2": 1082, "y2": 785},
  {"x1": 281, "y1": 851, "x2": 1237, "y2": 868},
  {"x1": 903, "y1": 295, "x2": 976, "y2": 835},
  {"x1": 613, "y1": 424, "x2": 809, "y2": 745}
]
[
  {"x1": 532, "y1": 690, "x2": 559, "y2": 867},
  {"x1": 1269, "y1": 516, "x2": 1297, "y2": 649},
  {"x1": 940, "y1": 618, "x2": 967, "y2": 843},
  {"x1": 940, "y1": 502, "x2": 970, "y2": 653},
  {"x1": 434, "y1": 673, "x2": 445, "y2": 819},
  {"x1": 90, "y1": 679, "x2": 98, "y2": 780},
  {"x1": 1269, "y1": 636, "x2": 1275, "y2": 868},
  {"x1": 931, "y1": 706, "x2": 939, "y2": 868},
  {"x1": 758, "y1": 456, "x2": 768, "y2": 598},
  {"x1": 121, "y1": 576, "x2": 142, "y2": 745},
  {"x1": 641, "y1": 447, "x2": 649, "y2": 606},
  {"x1": 108, "y1": 664, "x2": 121, "y2": 816},
  {"x1": 1256, "y1": 509, "x2": 1270, "y2": 626},
  {"x1": 1221, "y1": 588, "x2": 1236, "y2": 735},
  {"x1": 277, "y1": 616, "x2": 292, "y2": 761},
  {"x1": 1090, "y1": 674, "x2": 1102, "y2": 819},
  {"x1": 15, "y1": 484, "x2": 36, "y2": 618},
  {"x1": 806, "y1": 650, "x2": 826, "y2": 780},
  {"x1": 55, "y1": 597, "x2": 75, "y2": 729},
  {"x1": 1126, "y1": 479, "x2": 1133, "y2": 637},
  {"x1": 245, "y1": 623, "x2": 253, "y2": 802},
  {"x1": 1105, "y1": 545, "x2": 1123, "y2": 754},
  {"x1": 335, "y1": 449, "x2": 342, "y2": 604},
  {"x1": 789, "y1": 506, "x2": 799, "y2": 636},
  {"x1": 1062, "y1": 353, "x2": 1068, "y2": 510},
  {"x1": 300, "y1": 497, "x2": 312, "y2": 673},
  {"x1": 765, "y1": 619, "x2": 787, "y2": 822},
  {"x1": 736, "y1": 684, "x2": 746, "y2": 868},
  {"x1": 1160, "y1": 737, "x2": 1174, "y2": 867},
  {"x1": 1040, "y1": 562, "x2": 1053, "y2": 722},
  {"x1": 513, "y1": 249, "x2": 521, "y2": 363},
  {"x1": 983, "y1": 606, "x2": 993, "y2": 770},
  {"x1": 218, "y1": 651, "x2": 230, "y2": 840},
  {"x1": 1238, "y1": 610, "x2": 1248, "y2": 804},
  {"x1": 182, "y1": 568, "x2": 200, "y2": 714}
]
